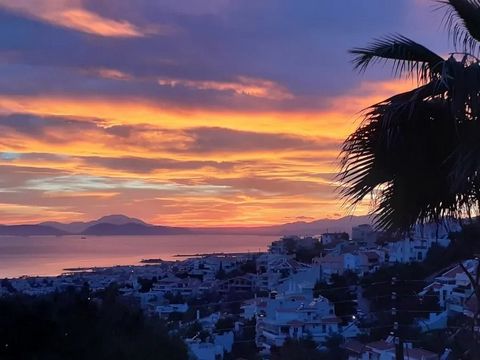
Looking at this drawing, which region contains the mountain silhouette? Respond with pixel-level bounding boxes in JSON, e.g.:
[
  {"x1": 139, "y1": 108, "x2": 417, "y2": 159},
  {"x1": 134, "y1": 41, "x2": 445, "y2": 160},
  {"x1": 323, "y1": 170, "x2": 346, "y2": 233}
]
[
  {"x1": 1, "y1": 214, "x2": 370, "y2": 236},
  {"x1": 81, "y1": 222, "x2": 188, "y2": 236},
  {"x1": 0, "y1": 224, "x2": 68, "y2": 236},
  {"x1": 41, "y1": 214, "x2": 148, "y2": 234}
]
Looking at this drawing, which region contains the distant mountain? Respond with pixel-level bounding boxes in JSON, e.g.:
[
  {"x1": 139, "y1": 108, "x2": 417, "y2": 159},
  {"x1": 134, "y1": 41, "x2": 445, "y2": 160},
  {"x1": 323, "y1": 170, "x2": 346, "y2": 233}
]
[
  {"x1": 81, "y1": 223, "x2": 189, "y2": 236},
  {"x1": 273, "y1": 215, "x2": 371, "y2": 235},
  {"x1": 1, "y1": 214, "x2": 371, "y2": 236},
  {"x1": 42, "y1": 214, "x2": 148, "y2": 234},
  {"x1": 0, "y1": 224, "x2": 68, "y2": 236},
  {"x1": 193, "y1": 215, "x2": 371, "y2": 236}
]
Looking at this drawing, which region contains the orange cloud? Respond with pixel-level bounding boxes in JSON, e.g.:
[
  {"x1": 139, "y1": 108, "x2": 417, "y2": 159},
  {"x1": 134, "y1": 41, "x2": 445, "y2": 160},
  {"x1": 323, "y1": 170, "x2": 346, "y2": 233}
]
[
  {"x1": 0, "y1": 202, "x2": 83, "y2": 224},
  {"x1": 0, "y1": 78, "x2": 412, "y2": 225},
  {"x1": 52, "y1": 9, "x2": 145, "y2": 37},
  {"x1": 158, "y1": 76, "x2": 294, "y2": 100},
  {"x1": 0, "y1": 0, "x2": 161, "y2": 37},
  {"x1": 89, "y1": 68, "x2": 133, "y2": 81},
  {"x1": 0, "y1": 78, "x2": 411, "y2": 140},
  {"x1": 0, "y1": 96, "x2": 347, "y2": 139}
]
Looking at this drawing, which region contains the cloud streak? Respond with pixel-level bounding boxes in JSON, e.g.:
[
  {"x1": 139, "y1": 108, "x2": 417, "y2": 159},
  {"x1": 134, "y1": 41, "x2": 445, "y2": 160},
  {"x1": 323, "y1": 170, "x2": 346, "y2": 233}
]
[
  {"x1": 0, "y1": 0, "x2": 446, "y2": 225},
  {"x1": 0, "y1": 0, "x2": 157, "y2": 37},
  {"x1": 158, "y1": 76, "x2": 293, "y2": 100}
]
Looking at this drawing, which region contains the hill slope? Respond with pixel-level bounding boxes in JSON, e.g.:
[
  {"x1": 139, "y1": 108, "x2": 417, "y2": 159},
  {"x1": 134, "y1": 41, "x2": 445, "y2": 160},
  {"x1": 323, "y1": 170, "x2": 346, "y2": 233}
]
[
  {"x1": 0, "y1": 225, "x2": 68, "y2": 236},
  {"x1": 2, "y1": 214, "x2": 371, "y2": 236},
  {"x1": 42, "y1": 214, "x2": 148, "y2": 234},
  {"x1": 81, "y1": 223, "x2": 189, "y2": 236}
]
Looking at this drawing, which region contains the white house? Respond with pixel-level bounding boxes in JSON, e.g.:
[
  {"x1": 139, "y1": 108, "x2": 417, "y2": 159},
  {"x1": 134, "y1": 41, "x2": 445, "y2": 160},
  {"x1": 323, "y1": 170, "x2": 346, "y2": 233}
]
[
  {"x1": 187, "y1": 340, "x2": 224, "y2": 360},
  {"x1": 156, "y1": 303, "x2": 189, "y2": 316},
  {"x1": 343, "y1": 338, "x2": 438, "y2": 360},
  {"x1": 312, "y1": 250, "x2": 382, "y2": 279},
  {"x1": 420, "y1": 259, "x2": 477, "y2": 314},
  {"x1": 254, "y1": 291, "x2": 359, "y2": 353},
  {"x1": 352, "y1": 224, "x2": 377, "y2": 246},
  {"x1": 385, "y1": 222, "x2": 454, "y2": 264},
  {"x1": 256, "y1": 254, "x2": 306, "y2": 290},
  {"x1": 321, "y1": 232, "x2": 349, "y2": 245}
]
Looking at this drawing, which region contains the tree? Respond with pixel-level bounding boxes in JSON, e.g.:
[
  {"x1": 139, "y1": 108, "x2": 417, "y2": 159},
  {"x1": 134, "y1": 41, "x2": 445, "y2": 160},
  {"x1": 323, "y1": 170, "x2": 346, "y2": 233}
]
[
  {"x1": 227, "y1": 318, "x2": 260, "y2": 360},
  {"x1": 165, "y1": 291, "x2": 185, "y2": 304},
  {"x1": 283, "y1": 237, "x2": 297, "y2": 254},
  {"x1": 183, "y1": 321, "x2": 203, "y2": 339},
  {"x1": 295, "y1": 242, "x2": 324, "y2": 263},
  {"x1": 0, "y1": 291, "x2": 188, "y2": 360},
  {"x1": 339, "y1": 2, "x2": 480, "y2": 234},
  {"x1": 322, "y1": 334, "x2": 346, "y2": 360},
  {"x1": 339, "y1": 1, "x2": 480, "y2": 356},
  {"x1": 313, "y1": 273, "x2": 358, "y2": 323},
  {"x1": 137, "y1": 277, "x2": 155, "y2": 293},
  {"x1": 0, "y1": 279, "x2": 16, "y2": 293},
  {"x1": 215, "y1": 317, "x2": 235, "y2": 334},
  {"x1": 271, "y1": 338, "x2": 324, "y2": 360},
  {"x1": 216, "y1": 266, "x2": 226, "y2": 280},
  {"x1": 240, "y1": 259, "x2": 257, "y2": 274},
  {"x1": 359, "y1": 263, "x2": 441, "y2": 340}
]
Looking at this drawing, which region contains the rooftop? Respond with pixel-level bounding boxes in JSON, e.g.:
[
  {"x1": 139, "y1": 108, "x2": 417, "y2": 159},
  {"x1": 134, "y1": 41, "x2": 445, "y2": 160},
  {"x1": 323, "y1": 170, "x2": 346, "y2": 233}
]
[{"x1": 366, "y1": 340, "x2": 395, "y2": 351}]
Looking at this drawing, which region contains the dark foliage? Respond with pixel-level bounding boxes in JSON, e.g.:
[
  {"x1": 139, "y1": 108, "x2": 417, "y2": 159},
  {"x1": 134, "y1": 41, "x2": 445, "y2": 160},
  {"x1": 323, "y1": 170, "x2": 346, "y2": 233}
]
[
  {"x1": 240, "y1": 260, "x2": 257, "y2": 274},
  {"x1": 165, "y1": 291, "x2": 186, "y2": 304},
  {"x1": 1, "y1": 279, "x2": 16, "y2": 293},
  {"x1": 226, "y1": 319, "x2": 261, "y2": 360},
  {"x1": 295, "y1": 242, "x2": 324, "y2": 263},
  {"x1": 137, "y1": 276, "x2": 156, "y2": 293},
  {"x1": 340, "y1": 1, "x2": 480, "y2": 234},
  {"x1": 215, "y1": 317, "x2": 235, "y2": 334},
  {"x1": 313, "y1": 273, "x2": 358, "y2": 323},
  {"x1": 0, "y1": 288, "x2": 188, "y2": 360},
  {"x1": 270, "y1": 338, "x2": 323, "y2": 360}
]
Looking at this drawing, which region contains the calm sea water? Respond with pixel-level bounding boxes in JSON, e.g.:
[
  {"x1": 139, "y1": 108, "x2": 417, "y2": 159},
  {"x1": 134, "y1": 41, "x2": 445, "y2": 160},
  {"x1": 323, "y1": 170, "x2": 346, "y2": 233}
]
[{"x1": 0, "y1": 234, "x2": 277, "y2": 278}]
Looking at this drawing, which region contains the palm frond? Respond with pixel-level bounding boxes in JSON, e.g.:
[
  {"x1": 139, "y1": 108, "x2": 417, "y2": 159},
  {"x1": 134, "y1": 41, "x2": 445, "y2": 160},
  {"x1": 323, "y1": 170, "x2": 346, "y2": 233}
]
[
  {"x1": 438, "y1": 0, "x2": 480, "y2": 51},
  {"x1": 342, "y1": 15, "x2": 480, "y2": 233},
  {"x1": 339, "y1": 94, "x2": 463, "y2": 233},
  {"x1": 350, "y1": 35, "x2": 445, "y2": 82}
]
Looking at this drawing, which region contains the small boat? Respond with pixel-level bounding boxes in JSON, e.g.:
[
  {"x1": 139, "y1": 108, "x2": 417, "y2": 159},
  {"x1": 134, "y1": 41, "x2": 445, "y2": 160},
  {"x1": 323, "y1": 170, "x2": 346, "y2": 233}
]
[{"x1": 81, "y1": 236, "x2": 87, "y2": 239}]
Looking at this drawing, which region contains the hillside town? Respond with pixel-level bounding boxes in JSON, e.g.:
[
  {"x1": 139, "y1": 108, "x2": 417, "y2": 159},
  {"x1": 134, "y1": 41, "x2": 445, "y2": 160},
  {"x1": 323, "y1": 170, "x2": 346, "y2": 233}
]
[{"x1": 1, "y1": 221, "x2": 478, "y2": 359}]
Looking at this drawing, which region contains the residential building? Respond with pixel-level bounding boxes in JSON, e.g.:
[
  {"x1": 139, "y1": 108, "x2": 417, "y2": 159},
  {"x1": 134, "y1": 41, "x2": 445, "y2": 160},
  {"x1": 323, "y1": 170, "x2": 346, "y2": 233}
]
[
  {"x1": 321, "y1": 232, "x2": 349, "y2": 245},
  {"x1": 420, "y1": 259, "x2": 477, "y2": 314},
  {"x1": 343, "y1": 338, "x2": 438, "y2": 360},
  {"x1": 156, "y1": 303, "x2": 189, "y2": 316},
  {"x1": 253, "y1": 291, "x2": 359, "y2": 353},
  {"x1": 352, "y1": 224, "x2": 377, "y2": 246}
]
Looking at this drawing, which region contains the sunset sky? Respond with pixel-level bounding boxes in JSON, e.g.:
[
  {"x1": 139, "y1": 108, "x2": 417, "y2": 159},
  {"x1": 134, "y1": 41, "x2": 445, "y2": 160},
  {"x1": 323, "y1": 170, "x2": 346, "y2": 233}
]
[{"x1": 0, "y1": 0, "x2": 450, "y2": 226}]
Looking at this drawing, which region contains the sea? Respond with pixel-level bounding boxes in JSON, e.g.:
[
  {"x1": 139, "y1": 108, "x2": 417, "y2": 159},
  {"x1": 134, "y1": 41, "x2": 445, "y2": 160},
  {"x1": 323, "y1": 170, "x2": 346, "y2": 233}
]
[{"x1": 0, "y1": 234, "x2": 277, "y2": 278}]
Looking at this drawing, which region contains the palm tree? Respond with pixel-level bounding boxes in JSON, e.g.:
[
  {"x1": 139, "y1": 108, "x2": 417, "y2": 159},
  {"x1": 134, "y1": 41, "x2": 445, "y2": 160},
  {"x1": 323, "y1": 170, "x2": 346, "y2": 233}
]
[
  {"x1": 339, "y1": 0, "x2": 480, "y2": 356},
  {"x1": 340, "y1": 1, "x2": 480, "y2": 233}
]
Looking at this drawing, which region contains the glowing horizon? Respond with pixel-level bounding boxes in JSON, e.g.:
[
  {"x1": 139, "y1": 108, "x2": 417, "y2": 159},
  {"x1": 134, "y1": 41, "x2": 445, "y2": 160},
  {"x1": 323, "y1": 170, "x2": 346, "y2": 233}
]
[{"x1": 0, "y1": 0, "x2": 449, "y2": 226}]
